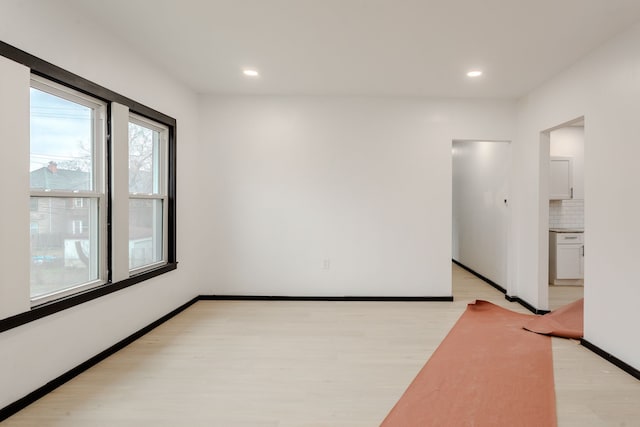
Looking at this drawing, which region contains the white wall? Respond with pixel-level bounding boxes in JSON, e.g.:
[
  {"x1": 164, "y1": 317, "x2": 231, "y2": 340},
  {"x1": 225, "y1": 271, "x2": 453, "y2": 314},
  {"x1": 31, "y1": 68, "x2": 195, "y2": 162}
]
[
  {"x1": 514, "y1": 22, "x2": 640, "y2": 368},
  {"x1": 0, "y1": 1, "x2": 202, "y2": 409},
  {"x1": 452, "y1": 141, "x2": 510, "y2": 286},
  {"x1": 200, "y1": 96, "x2": 514, "y2": 297}
]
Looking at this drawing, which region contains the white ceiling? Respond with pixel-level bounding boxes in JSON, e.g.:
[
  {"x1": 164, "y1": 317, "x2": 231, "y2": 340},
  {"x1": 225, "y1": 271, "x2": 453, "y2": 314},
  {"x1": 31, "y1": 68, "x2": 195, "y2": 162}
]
[{"x1": 64, "y1": 0, "x2": 640, "y2": 99}]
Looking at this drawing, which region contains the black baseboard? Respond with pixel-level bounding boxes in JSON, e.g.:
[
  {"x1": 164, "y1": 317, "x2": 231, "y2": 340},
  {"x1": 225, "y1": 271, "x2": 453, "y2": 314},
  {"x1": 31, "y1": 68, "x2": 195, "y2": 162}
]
[
  {"x1": 452, "y1": 259, "x2": 506, "y2": 294},
  {"x1": 504, "y1": 294, "x2": 550, "y2": 315},
  {"x1": 200, "y1": 295, "x2": 454, "y2": 302},
  {"x1": 581, "y1": 339, "x2": 640, "y2": 381},
  {"x1": 451, "y1": 260, "x2": 552, "y2": 316},
  {"x1": 0, "y1": 296, "x2": 199, "y2": 423}
]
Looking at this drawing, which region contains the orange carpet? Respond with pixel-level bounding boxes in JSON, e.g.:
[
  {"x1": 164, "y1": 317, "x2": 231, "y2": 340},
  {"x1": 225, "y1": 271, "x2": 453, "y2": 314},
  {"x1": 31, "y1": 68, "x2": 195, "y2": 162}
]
[
  {"x1": 381, "y1": 300, "x2": 556, "y2": 427},
  {"x1": 523, "y1": 298, "x2": 584, "y2": 339}
]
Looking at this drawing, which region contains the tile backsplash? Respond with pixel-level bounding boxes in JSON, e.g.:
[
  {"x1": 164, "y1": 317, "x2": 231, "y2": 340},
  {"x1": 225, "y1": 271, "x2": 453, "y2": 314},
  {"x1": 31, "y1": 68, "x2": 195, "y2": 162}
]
[{"x1": 549, "y1": 199, "x2": 584, "y2": 229}]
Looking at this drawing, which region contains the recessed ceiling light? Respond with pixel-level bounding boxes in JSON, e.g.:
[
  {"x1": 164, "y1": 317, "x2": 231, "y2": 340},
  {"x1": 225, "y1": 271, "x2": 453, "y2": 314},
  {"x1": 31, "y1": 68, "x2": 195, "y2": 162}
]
[
  {"x1": 243, "y1": 69, "x2": 259, "y2": 77},
  {"x1": 467, "y1": 70, "x2": 483, "y2": 77}
]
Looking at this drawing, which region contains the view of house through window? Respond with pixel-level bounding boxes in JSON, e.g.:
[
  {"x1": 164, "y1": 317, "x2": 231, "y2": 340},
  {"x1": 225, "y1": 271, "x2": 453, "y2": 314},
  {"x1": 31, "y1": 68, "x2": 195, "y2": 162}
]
[
  {"x1": 128, "y1": 116, "x2": 167, "y2": 272},
  {"x1": 29, "y1": 78, "x2": 105, "y2": 302}
]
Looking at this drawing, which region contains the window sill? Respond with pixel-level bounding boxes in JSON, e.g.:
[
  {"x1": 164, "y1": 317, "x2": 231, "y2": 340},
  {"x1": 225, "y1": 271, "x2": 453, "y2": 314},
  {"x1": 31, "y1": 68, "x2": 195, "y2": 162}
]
[{"x1": 0, "y1": 262, "x2": 177, "y2": 333}]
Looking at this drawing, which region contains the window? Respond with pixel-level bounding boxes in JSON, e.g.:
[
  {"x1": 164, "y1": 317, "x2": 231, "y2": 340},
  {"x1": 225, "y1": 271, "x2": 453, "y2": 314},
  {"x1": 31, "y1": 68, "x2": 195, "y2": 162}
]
[
  {"x1": 0, "y1": 40, "x2": 177, "y2": 329},
  {"x1": 128, "y1": 115, "x2": 168, "y2": 273},
  {"x1": 29, "y1": 76, "x2": 106, "y2": 303},
  {"x1": 72, "y1": 219, "x2": 84, "y2": 235}
]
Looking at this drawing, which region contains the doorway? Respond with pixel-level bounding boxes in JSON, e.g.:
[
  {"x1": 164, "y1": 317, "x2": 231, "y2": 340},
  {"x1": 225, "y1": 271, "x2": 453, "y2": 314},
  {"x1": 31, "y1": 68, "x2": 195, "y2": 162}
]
[
  {"x1": 539, "y1": 118, "x2": 585, "y2": 311},
  {"x1": 452, "y1": 140, "x2": 511, "y2": 289}
]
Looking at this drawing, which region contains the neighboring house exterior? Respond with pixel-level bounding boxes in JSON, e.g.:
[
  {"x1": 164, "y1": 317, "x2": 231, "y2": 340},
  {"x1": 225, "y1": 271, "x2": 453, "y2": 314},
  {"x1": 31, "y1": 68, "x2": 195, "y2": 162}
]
[
  {"x1": 29, "y1": 161, "x2": 156, "y2": 270},
  {"x1": 29, "y1": 162, "x2": 91, "y2": 268},
  {"x1": 30, "y1": 161, "x2": 90, "y2": 192}
]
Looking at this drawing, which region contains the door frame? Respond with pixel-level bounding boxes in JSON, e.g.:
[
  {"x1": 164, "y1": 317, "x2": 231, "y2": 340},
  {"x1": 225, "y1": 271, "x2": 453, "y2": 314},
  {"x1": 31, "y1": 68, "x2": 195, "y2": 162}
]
[{"x1": 538, "y1": 116, "x2": 584, "y2": 310}]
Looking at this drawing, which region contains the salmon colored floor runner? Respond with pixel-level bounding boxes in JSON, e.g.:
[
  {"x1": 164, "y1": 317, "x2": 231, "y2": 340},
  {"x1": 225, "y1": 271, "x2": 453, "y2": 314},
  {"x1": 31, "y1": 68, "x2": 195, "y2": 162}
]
[
  {"x1": 381, "y1": 300, "x2": 557, "y2": 427},
  {"x1": 524, "y1": 298, "x2": 584, "y2": 339}
]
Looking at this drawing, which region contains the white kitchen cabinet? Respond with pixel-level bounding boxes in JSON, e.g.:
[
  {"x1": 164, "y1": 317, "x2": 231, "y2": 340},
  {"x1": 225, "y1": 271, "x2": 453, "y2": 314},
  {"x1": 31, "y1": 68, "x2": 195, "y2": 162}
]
[
  {"x1": 549, "y1": 157, "x2": 573, "y2": 200},
  {"x1": 549, "y1": 231, "x2": 584, "y2": 284},
  {"x1": 556, "y1": 245, "x2": 583, "y2": 278}
]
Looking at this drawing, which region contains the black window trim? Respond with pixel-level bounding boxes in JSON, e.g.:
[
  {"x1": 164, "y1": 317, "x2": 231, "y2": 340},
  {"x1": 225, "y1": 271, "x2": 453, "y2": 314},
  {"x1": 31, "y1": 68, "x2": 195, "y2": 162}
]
[{"x1": 0, "y1": 40, "x2": 178, "y2": 333}]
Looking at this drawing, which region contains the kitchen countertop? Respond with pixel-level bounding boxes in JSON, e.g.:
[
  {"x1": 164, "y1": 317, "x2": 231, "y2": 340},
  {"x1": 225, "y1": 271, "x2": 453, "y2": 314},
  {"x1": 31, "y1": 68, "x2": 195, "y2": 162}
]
[{"x1": 549, "y1": 228, "x2": 584, "y2": 233}]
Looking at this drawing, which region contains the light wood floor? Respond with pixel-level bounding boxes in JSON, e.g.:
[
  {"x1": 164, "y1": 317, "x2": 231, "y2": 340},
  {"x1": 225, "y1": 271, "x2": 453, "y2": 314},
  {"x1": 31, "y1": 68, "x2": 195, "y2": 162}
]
[
  {"x1": 548, "y1": 283, "x2": 584, "y2": 310},
  {"x1": 4, "y1": 264, "x2": 638, "y2": 426}
]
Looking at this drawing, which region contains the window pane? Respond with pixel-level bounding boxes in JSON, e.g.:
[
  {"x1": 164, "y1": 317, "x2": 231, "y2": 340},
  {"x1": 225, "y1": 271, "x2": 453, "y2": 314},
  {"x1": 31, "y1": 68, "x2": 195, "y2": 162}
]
[
  {"x1": 129, "y1": 199, "x2": 163, "y2": 270},
  {"x1": 30, "y1": 197, "x2": 99, "y2": 299},
  {"x1": 129, "y1": 121, "x2": 160, "y2": 194},
  {"x1": 30, "y1": 88, "x2": 93, "y2": 191}
]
